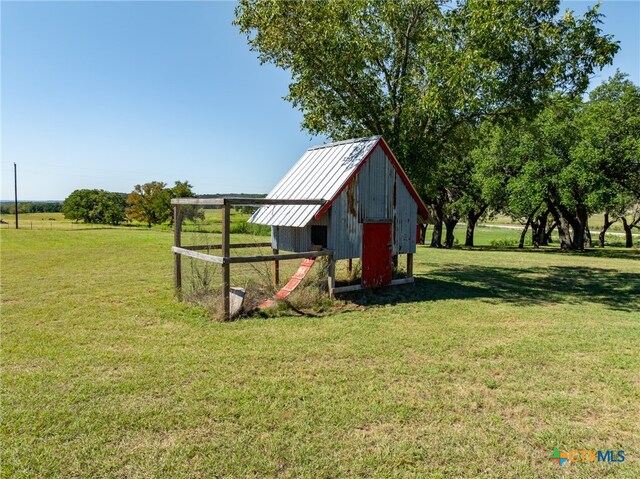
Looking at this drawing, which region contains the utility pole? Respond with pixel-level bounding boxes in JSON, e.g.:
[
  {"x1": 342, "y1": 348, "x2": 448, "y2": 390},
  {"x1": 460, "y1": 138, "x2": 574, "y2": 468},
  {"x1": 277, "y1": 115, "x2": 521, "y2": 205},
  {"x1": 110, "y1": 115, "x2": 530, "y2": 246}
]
[{"x1": 14, "y1": 163, "x2": 18, "y2": 229}]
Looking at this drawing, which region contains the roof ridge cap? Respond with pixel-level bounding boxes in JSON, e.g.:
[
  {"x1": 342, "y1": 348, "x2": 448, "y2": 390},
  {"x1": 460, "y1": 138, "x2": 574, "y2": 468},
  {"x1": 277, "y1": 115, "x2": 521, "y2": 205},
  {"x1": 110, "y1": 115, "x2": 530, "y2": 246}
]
[{"x1": 307, "y1": 135, "x2": 381, "y2": 151}]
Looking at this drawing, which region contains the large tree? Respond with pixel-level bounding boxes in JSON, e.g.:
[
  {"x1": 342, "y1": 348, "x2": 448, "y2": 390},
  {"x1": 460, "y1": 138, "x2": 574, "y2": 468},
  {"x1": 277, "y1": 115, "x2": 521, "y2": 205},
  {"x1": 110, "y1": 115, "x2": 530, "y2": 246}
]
[
  {"x1": 62, "y1": 189, "x2": 126, "y2": 225},
  {"x1": 574, "y1": 72, "x2": 640, "y2": 247},
  {"x1": 474, "y1": 78, "x2": 640, "y2": 251},
  {"x1": 576, "y1": 71, "x2": 640, "y2": 197},
  {"x1": 126, "y1": 182, "x2": 173, "y2": 227},
  {"x1": 126, "y1": 181, "x2": 201, "y2": 227},
  {"x1": 235, "y1": 0, "x2": 618, "y2": 233}
]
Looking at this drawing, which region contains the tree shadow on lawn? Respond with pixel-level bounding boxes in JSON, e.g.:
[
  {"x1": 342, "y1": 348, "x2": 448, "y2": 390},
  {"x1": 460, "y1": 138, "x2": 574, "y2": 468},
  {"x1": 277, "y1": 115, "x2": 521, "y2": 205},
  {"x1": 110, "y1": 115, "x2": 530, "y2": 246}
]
[
  {"x1": 466, "y1": 245, "x2": 639, "y2": 261},
  {"x1": 347, "y1": 266, "x2": 640, "y2": 313}
]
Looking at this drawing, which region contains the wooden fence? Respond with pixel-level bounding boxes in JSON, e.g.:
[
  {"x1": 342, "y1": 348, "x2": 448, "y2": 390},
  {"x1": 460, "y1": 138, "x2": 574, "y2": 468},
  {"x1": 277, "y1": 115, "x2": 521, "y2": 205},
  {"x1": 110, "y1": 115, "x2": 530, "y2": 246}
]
[{"x1": 171, "y1": 197, "x2": 333, "y2": 321}]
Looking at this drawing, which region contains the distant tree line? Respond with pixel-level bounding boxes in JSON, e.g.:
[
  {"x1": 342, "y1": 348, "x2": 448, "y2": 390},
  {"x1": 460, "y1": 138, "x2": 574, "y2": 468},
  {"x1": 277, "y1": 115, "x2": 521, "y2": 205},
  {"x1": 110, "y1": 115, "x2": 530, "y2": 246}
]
[
  {"x1": 1, "y1": 202, "x2": 63, "y2": 214},
  {"x1": 60, "y1": 184, "x2": 270, "y2": 227},
  {"x1": 61, "y1": 181, "x2": 203, "y2": 227}
]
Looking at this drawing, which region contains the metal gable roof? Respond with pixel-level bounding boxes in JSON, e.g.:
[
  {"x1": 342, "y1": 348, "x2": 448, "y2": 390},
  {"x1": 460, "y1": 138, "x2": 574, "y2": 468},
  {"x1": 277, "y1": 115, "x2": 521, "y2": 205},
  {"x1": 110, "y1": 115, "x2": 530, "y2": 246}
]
[
  {"x1": 248, "y1": 135, "x2": 429, "y2": 227},
  {"x1": 248, "y1": 136, "x2": 381, "y2": 227}
]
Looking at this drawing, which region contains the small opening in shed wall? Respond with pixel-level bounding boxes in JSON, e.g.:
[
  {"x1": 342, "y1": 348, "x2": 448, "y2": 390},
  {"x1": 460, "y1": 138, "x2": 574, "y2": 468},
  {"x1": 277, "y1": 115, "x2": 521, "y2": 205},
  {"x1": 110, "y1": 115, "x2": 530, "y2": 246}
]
[{"x1": 311, "y1": 225, "x2": 328, "y2": 248}]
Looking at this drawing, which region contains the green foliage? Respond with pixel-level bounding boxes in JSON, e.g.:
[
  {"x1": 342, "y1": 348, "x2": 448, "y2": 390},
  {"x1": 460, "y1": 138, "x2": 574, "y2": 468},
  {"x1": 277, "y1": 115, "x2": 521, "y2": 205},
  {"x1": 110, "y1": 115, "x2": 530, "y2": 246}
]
[
  {"x1": 473, "y1": 72, "x2": 640, "y2": 249},
  {"x1": 474, "y1": 98, "x2": 582, "y2": 218},
  {"x1": 125, "y1": 181, "x2": 204, "y2": 227},
  {"x1": 62, "y1": 189, "x2": 126, "y2": 225},
  {"x1": 172, "y1": 181, "x2": 205, "y2": 223},
  {"x1": 0, "y1": 202, "x2": 63, "y2": 214},
  {"x1": 489, "y1": 238, "x2": 519, "y2": 247},
  {"x1": 235, "y1": 0, "x2": 617, "y2": 184},
  {"x1": 229, "y1": 219, "x2": 271, "y2": 236},
  {"x1": 235, "y1": 0, "x2": 618, "y2": 248},
  {"x1": 575, "y1": 71, "x2": 640, "y2": 208},
  {"x1": 237, "y1": 205, "x2": 258, "y2": 215},
  {"x1": 125, "y1": 181, "x2": 172, "y2": 227}
]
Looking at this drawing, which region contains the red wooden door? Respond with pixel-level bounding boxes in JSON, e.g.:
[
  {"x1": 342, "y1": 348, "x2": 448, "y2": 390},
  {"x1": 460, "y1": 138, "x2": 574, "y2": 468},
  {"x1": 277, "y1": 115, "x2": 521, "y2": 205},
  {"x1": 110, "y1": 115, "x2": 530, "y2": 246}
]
[{"x1": 362, "y1": 222, "x2": 392, "y2": 288}]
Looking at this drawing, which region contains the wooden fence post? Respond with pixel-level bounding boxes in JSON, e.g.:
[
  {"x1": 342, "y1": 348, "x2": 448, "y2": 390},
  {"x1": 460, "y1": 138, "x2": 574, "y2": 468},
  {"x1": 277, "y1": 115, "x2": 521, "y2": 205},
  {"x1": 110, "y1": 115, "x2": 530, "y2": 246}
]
[
  {"x1": 222, "y1": 203, "x2": 231, "y2": 320},
  {"x1": 272, "y1": 248, "x2": 280, "y2": 286},
  {"x1": 327, "y1": 253, "x2": 336, "y2": 299},
  {"x1": 174, "y1": 205, "x2": 183, "y2": 295},
  {"x1": 347, "y1": 258, "x2": 353, "y2": 274},
  {"x1": 407, "y1": 253, "x2": 413, "y2": 278}
]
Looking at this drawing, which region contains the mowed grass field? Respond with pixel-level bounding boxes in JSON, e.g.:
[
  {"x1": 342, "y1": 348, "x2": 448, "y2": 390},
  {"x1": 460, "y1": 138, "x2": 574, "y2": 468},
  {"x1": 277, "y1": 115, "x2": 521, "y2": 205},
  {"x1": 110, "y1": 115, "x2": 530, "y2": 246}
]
[{"x1": 1, "y1": 218, "x2": 639, "y2": 478}]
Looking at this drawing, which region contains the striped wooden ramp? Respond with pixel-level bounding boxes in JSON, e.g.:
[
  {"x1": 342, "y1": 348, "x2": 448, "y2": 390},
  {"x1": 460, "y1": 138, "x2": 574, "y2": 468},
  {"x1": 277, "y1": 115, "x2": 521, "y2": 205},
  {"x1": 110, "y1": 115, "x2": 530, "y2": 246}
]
[{"x1": 259, "y1": 258, "x2": 316, "y2": 309}]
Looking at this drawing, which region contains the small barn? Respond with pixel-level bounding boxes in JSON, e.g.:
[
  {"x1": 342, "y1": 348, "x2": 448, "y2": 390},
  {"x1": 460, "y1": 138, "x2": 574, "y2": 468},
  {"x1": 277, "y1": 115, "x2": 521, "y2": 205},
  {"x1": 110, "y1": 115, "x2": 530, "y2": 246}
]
[{"x1": 249, "y1": 136, "x2": 428, "y2": 288}]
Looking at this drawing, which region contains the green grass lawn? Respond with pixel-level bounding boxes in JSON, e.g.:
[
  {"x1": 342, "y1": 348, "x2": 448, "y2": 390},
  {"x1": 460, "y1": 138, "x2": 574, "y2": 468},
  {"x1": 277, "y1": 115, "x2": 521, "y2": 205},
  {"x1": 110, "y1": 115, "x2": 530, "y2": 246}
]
[
  {"x1": 1, "y1": 223, "x2": 639, "y2": 478},
  {"x1": 0, "y1": 209, "x2": 267, "y2": 235}
]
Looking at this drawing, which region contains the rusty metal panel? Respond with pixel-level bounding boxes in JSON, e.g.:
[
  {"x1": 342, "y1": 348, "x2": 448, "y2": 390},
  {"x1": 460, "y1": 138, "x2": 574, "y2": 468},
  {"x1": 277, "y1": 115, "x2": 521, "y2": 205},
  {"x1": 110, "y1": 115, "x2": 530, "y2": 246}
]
[
  {"x1": 327, "y1": 184, "x2": 362, "y2": 260},
  {"x1": 249, "y1": 136, "x2": 380, "y2": 227},
  {"x1": 394, "y1": 178, "x2": 418, "y2": 254}
]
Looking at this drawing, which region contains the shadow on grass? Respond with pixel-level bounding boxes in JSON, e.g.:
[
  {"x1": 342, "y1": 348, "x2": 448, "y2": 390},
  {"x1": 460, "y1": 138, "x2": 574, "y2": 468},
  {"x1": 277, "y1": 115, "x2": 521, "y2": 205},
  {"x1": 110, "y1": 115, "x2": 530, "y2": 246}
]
[
  {"x1": 459, "y1": 245, "x2": 639, "y2": 261},
  {"x1": 346, "y1": 265, "x2": 640, "y2": 312}
]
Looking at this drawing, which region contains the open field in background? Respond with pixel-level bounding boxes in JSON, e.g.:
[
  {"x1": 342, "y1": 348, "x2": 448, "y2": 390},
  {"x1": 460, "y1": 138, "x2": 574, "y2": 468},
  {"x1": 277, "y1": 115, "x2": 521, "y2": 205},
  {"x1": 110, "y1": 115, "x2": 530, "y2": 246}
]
[
  {"x1": 0, "y1": 210, "x2": 270, "y2": 235},
  {"x1": 2, "y1": 211, "x2": 638, "y2": 247},
  {"x1": 1, "y1": 221, "x2": 639, "y2": 478},
  {"x1": 482, "y1": 213, "x2": 637, "y2": 233}
]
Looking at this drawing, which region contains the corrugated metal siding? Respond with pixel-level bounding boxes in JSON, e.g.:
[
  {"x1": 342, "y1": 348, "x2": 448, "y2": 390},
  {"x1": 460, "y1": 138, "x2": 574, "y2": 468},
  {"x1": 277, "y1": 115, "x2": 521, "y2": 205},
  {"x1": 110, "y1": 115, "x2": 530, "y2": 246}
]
[
  {"x1": 394, "y1": 179, "x2": 418, "y2": 254},
  {"x1": 249, "y1": 136, "x2": 380, "y2": 227},
  {"x1": 327, "y1": 183, "x2": 362, "y2": 260},
  {"x1": 271, "y1": 225, "x2": 311, "y2": 252},
  {"x1": 270, "y1": 215, "x2": 330, "y2": 252},
  {"x1": 357, "y1": 145, "x2": 394, "y2": 221},
  {"x1": 262, "y1": 139, "x2": 419, "y2": 258},
  {"x1": 322, "y1": 145, "x2": 416, "y2": 259}
]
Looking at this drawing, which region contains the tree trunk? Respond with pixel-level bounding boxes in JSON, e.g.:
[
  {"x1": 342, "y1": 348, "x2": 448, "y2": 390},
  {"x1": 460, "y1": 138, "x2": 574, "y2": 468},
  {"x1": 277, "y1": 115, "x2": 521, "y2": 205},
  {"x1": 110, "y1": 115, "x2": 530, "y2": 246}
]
[
  {"x1": 530, "y1": 221, "x2": 539, "y2": 247},
  {"x1": 430, "y1": 203, "x2": 443, "y2": 248},
  {"x1": 545, "y1": 221, "x2": 556, "y2": 245},
  {"x1": 465, "y1": 221, "x2": 476, "y2": 247},
  {"x1": 621, "y1": 217, "x2": 634, "y2": 248},
  {"x1": 431, "y1": 221, "x2": 443, "y2": 247},
  {"x1": 444, "y1": 217, "x2": 458, "y2": 248},
  {"x1": 584, "y1": 225, "x2": 592, "y2": 248},
  {"x1": 420, "y1": 224, "x2": 428, "y2": 245},
  {"x1": 547, "y1": 201, "x2": 573, "y2": 251},
  {"x1": 573, "y1": 203, "x2": 588, "y2": 251},
  {"x1": 554, "y1": 202, "x2": 586, "y2": 251},
  {"x1": 599, "y1": 212, "x2": 615, "y2": 247},
  {"x1": 558, "y1": 218, "x2": 573, "y2": 251},
  {"x1": 464, "y1": 205, "x2": 488, "y2": 247},
  {"x1": 531, "y1": 211, "x2": 549, "y2": 248},
  {"x1": 519, "y1": 217, "x2": 531, "y2": 249}
]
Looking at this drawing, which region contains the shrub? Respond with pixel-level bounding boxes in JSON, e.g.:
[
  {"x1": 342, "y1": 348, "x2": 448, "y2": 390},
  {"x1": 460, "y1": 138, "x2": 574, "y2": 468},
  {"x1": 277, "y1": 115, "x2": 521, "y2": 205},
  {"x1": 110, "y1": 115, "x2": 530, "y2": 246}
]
[{"x1": 489, "y1": 238, "x2": 519, "y2": 247}]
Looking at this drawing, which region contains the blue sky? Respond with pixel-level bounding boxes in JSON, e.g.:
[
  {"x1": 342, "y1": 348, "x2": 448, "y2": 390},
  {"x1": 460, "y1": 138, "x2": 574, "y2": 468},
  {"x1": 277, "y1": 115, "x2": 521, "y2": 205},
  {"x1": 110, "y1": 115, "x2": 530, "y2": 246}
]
[{"x1": 2, "y1": 1, "x2": 639, "y2": 201}]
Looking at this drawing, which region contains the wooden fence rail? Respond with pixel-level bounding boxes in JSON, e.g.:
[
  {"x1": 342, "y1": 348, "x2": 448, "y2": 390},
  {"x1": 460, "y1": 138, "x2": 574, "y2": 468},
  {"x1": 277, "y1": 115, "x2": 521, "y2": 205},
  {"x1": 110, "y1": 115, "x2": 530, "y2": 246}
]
[
  {"x1": 172, "y1": 197, "x2": 333, "y2": 321},
  {"x1": 181, "y1": 242, "x2": 272, "y2": 251}
]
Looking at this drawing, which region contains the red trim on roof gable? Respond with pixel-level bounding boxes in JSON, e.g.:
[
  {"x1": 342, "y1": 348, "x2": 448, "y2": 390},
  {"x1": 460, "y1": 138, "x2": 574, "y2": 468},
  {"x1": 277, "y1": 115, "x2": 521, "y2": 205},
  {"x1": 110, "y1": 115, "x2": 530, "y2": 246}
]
[{"x1": 313, "y1": 137, "x2": 429, "y2": 222}]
